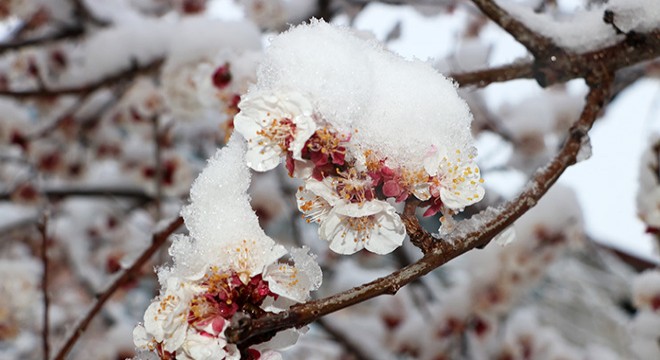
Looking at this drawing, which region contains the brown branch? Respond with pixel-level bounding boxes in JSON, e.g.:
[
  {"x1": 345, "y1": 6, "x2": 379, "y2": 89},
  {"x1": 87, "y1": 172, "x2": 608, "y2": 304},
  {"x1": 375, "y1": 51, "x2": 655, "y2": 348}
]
[
  {"x1": 449, "y1": 61, "x2": 534, "y2": 87},
  {"x1": 71, "y1": 0, "x2": 110, "y2": 27},
  {"x1": 401, "y1": 198, "x2": 433, "y2": 254},
  {"x1": 225, "y1": 73, "x2": 613, "y2": 346},
  {"x1": 0, "y1": 187, "x2": 156, "y2": 202},
  {"x1": 37, "y1": 214, "x2": 50, "y2": 360},
  {"x1": 0, "y1": 25, "x2": 85, "y2": 55},
  {"x1": 0, "y1": 58, "x2": 163, "y2": 99},
  {"x1": 449, "y1": 29, "x2": 660, "y2": 88},
  {"x1": 152, "y1": 117, "x2": 163, "y2": 222},
  {"x1": 535, "y1": 30, "x2": 660, "y2": 87},
  {"x1": 52, "y1": 215, "x2": 184, "y2": 360},
  {"x1": 470, "y1": 0, "x2": 563, "y2": 57}
]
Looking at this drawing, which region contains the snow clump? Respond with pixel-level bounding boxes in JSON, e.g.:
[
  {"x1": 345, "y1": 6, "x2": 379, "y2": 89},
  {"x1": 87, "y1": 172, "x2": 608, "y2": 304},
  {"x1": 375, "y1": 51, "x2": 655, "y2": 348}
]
[{"x1": 234, "y1": 20, "x2": 485, "y2": 253}]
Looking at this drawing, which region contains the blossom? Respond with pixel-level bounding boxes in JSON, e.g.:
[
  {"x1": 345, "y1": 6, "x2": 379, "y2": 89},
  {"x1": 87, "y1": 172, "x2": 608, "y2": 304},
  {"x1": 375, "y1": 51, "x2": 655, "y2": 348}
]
[
  {"x1": 179, "y1": 329, "x2": 235, "y2": 360},
  {"x1": 423, "y1": 146, "x2": 485, "y2": 212},
  {"x1": 297, "y1": 176, "x2": 406, "y2": 254},
  {"x1": 320, "y1": 200, "x2": 406, "y2": 254},
  {"x1": 234, "y1": 89, "x2": 317, "y2": 171},
  {"x1": 137, "y1": 277, "x2": 200, "y2": 354},
  {"x1": 264, "y1": 247, "x2": 323, "y2": 303}
]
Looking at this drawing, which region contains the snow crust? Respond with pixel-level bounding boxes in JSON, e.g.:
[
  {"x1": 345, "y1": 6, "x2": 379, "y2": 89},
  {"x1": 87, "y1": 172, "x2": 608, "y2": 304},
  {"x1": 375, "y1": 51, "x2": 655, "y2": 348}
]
[
  {"x1": 254, "y1": 19, "x2": 475, "y2": 167},
  {"x1": 167, "y1": 136, "x2": 275, "y2": 280},
  {"x1": 500, "y1": 0, "x2": 660, "y2": 53}
]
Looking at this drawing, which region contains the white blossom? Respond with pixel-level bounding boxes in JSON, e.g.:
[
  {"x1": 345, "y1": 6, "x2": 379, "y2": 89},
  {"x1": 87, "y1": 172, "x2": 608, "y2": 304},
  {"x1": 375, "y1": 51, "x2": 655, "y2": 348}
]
[
  {"x1": 423, "y1": 146, "x2": 485, "y2": 211},
  {"x1": 320, "y1": 200, "x2": 405, "y2": 255},
  {"x1": 234, "y1": 89, "x2": 317, "y2": 171},
  {"x1": 138, "y1": 277, "x2": 199, "y2": 353}
]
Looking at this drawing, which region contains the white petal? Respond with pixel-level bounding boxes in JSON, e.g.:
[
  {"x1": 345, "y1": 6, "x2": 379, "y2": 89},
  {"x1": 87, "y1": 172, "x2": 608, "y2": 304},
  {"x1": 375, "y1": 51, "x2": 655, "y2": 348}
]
[
  {"x1": 321, "y1": 210, "x2": 363, "y2": 255},
  {"x1": 180, "y1": 330, "x2": 228, "y2": 360},
  {"x1": 263, "y1": 247, "x2": 322, "y2": 303},
  {"x1": 133, "y1": 325, "x2": 152, "y2": 350},
  {"x1": 364, "y1": 210, "x2": 406, "y2": 255},
  {"x1": 245, "y1": 146, "x2": 281, "y2": 172},
  {"x1": 333, "y1": 200, "x2": 387, "y2": 218},
  {"x1": 290, "y1": 115, "x2": 317, "y2": 159}
]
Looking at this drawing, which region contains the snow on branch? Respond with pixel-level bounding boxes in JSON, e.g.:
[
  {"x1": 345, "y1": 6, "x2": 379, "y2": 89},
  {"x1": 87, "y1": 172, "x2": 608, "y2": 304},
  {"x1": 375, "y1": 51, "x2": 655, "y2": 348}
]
[{"x1": 225, "y1": 72, "x2": 614, "y2": 347}]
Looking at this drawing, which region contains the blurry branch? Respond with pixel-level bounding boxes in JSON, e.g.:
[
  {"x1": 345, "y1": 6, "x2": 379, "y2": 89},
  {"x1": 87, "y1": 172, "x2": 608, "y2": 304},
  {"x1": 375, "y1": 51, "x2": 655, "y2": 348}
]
[
  {"x1": 595, "y1": 241, "x2": 659, "y2": 272},
  {"x1": 153, "y1": 117, "x2": 163, "y2": 221},
  {"x1": 0, "y1": 25, "x2": 85, "y2": 55},
  {"x1": 470, "y1": 0, "x2": 563, "y2": 57},
  {"x1": 226, "y1": 73, "x2": 613, "y2": 346},
  {"x1": 0, "y1": 58, "x2": 163, "y2": 99},
  {"x1": 315, "y1": 318, "x2": 375, "y2": 360},
  {"x1": 0, "y1": 187, "x2": 156, "y2": 202},
  {"x1": 38, "y1": 214, "x2": 50, "y2": 360},
  {"x1": 315, "y1": 0, "x2": 334, "y2": 21},
  {"x1": 71, "y1": 0, "x2": 110, "y2": 27},
  {"x1": 52, "y1": 215, "x2": 184, "y2": 360}
]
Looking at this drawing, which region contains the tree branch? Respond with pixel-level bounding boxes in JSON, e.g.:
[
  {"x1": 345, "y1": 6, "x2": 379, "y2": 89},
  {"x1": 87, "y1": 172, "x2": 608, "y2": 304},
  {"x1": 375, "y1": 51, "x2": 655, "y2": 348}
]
[
  {"x1": 401, "y1": 198, "x2": 433, "y2": 254},
  {"x1": 38, "y1": 214, "x2": 50, "y2": 360},
  {"x1": 0, "y1": 59, "x2": 163, "y2": 99},
  {"x1": 71, "y1": 0, "x2": 110, "y2": 27},
  {"x1": 449, "y1": 61, "x2": 534, "y2": 87},
  {"x1": 470, "y1": 0, "x2": 563, "y2": 57},
  {"x1": 315, "y1": 318, "x2": 375, "y2": 360},
  {"x1": 225, "y1": 73, "x2": 613, "y2": 346},
  {"x1": 0, "y1": 187, "x2": 156, "y2": 202},
  {"x1": 52, "y1": 216, "x2": 184, "y2": 360},
  {"x1": 449, "y1": 29, "x2": 660, "y2": 88},
  {"x1": 0, "y1": 26, "x2": 85, "y2": 55}
]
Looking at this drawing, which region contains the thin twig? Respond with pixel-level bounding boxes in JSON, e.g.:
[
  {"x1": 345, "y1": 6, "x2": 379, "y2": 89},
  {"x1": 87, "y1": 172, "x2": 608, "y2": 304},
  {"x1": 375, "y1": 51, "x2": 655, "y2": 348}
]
[
  {"x1": 37, "y1": 213, "x2": 50, "y2": 360},
  {"x1": 0, "y1": 25, "x2": 84, "y2": 55},
  {"x1": 225, "y1": 73, "x2": 613, "y2": 346},
  {"x1": 449, "y1": 61, "x2": 534, "y2": 87},
  {"x1": 0, "y1": 187, "x2": 156, "y2": 202},
  {"x1": 52, "y1": 216, "x2": 184, "y2": 360},
  {"x1": 470, "y1": 0, "x2": 563, "y2": 57},
  {"x1": 153, "y1": 116, "x2": 163, "y2": 222},
  {"x1": 0, "y1": 59, "x2": 163, "y2": 99},
  {"x1": 315, "y1": 318, "x2": 375, "y2": 360},
  {"x1": 71, "y1": 0, "x2": 110, "y2": 26},
  {"x1": 401, "y1": 198, "x2": 432, "y2": 254},
  {"x1": 449, "y1": 30, "x2": 660, "y2": 88}
]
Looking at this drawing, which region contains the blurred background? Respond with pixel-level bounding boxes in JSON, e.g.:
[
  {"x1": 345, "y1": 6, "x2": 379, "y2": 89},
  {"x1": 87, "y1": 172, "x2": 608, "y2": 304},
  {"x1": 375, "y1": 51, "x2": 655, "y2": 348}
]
[{"x1": 0, "y1": 0, "x2": 658, "y2": 359}]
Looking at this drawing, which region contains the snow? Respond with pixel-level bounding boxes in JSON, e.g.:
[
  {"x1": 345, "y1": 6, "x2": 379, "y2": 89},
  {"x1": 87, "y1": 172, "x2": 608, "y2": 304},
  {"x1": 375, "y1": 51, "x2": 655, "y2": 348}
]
[
  {"x1": 171, "y1": 135, "x2": 274, "y2": 279},
  {"x1": 255, "y1": 19, "x2": 475, "y2": 167},
  {"x1": 500, "y1": 1, "x2": 619, "y2": 52},
  {"x1": 608, "y1": 0, "x2": 660, "y2": 33}
]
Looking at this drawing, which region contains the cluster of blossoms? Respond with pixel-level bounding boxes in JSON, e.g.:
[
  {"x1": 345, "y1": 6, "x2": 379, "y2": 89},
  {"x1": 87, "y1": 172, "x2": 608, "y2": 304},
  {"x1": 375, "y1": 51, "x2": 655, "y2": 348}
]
[
  {"x1": 234, "y1": 20, "x2": 485, "y2": 255},
  {"x1": 134, "y1": 138, "x2": 322, "y2": 359}
]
